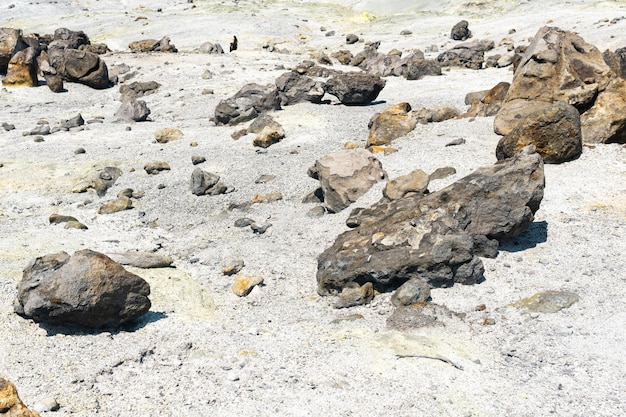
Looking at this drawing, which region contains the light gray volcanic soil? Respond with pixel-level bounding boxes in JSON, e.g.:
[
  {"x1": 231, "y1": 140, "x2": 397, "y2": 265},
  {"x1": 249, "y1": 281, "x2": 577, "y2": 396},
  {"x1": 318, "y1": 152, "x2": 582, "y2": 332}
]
[{"x1": 1, "y1": 1, "x2": 625, "y2": 416}]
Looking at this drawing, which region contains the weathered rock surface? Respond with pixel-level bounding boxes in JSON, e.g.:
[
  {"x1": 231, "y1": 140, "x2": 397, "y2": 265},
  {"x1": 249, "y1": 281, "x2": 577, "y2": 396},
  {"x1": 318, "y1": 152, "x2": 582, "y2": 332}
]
[
  {"x1": 119, "y1": 81, "x2": 160, "y2": 100},
  {"x1": 580, "y1": 78, "x2": 626, "y2": 143},
  {"x1": 366, "y1": 102, "x2": 419, "y2": 147},
  {"x1": 71, "y1": 166, "x2": 122, "y2": 196},
  {"x1": 98, "y1": 196, "x2": 133, "y2": 214},
  {"x1": 387, "y1": 303, "x2": 461, "y2": 330},
  {"x1": 603, "y1": 47, "x2": 626, "y2": 79},
  {"x1": 155, "y1": 128, "x2": 183, "y2": 143},
  {"x1": 404, "y1": 57, "x2": 442, "y2": 80},
  {"x1": 129, "y1": 36, "x2": 177, "y2": 53},
  {"x1": 333, "y1": 282, "x2": 374, "y2": 308},
  {"x1": 49, "y1": 27, "x2": 90, "y2": 50},
  {"x1": 0, "y1": 378, "x2": 40, "y2": 417},
  {"x1": 213, "y1": 83, "x2": 281, "y2": 125},
  {"x1": 324, "y1": 73, "x2": 385, "y2": 105},
  {"x1": 382, "y1": 168, "x2": 430, "y2": 200},
  {"x1": 462, "y1": 82, "x2": 510, "y2": 118},
  {"x1": 317, "y1": 147, "x2": 544, "y2": 295},
  {"x1": 451, "y1": 20, "x2": 472, "y2": 41},
  {"x1": 115, "y1": 98, "x2": 151, "y2": 122},
  {"x1": 45, "y1": 46, "x2": 110, "y2": 89},
  {"x1": 144, "y1": 161, "x2": 170, "y2": 175},
  {"x1": 232, "y1": 274, "x2": 263, "y2": 297},
  {"x1": 437, "y1": 40, "x2": 494, "y2": 70},
  {"x1": 307, "y1": 149, "x2": 387, "y2": 213},
  {"x1": 275, "y1": 71, "x2": 325, "y2": 105},
  {"x1": 14, "y1": 249, "x2": 151, "y2": 328},
  {"x1": 2, "y1": 47, "x2": 38, "y2": 87},
  {"x1": 190, "y1": 168, "x2": 228, "y2": 196},
  {"x1": 253, "y1": 125, "x2": 285, "y2": 148},
  {"x1": 0, "y1": 28, "x2": 28, "y2": 73},
  {"x1": 495, "y1": 26, "x2": 625, "y2": 143},
  {"x1": 496, "y1": 101, "x2": 582, "y2": 163}
]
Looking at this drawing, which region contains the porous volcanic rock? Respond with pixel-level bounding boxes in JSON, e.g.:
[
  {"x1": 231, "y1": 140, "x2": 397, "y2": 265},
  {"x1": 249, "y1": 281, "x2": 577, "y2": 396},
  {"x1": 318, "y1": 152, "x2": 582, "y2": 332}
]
[
  {"x1": 317, "y1": 147, "x2": 544, "y2": 295},
  {"x1": 366, "y1": 102, "x2": 419, "y2": 147},
  {"x1": 14, "y1": 249, "x2": 151, "y2": 328},
  {"x1": 307, "y1": 149, "x2": 387, "y2": 213},
  {"x1": 496, "y1": 101, "x2": 582, "y2": 163},
  {"x1": 324, "y1": 72, "x2": 386, "y2": 105},
  {"x1": 213, "y1": 83, "x2": 281, "y2": 125}
]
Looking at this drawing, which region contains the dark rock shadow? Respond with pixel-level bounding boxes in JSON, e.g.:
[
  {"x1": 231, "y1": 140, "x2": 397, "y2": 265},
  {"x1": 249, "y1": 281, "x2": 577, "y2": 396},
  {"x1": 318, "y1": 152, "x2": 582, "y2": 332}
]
[
  {"x1": 39, "y1": 311, "x2": 168, "y2": 336},
  {"x1": 499, "y1": 221, "x2": 548, "y2": 252}
]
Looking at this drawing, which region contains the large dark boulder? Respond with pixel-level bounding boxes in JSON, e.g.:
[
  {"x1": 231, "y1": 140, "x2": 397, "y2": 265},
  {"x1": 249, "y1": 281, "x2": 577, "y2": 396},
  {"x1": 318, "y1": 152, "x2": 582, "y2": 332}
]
[
  {"x1": 213, "y1": 83, "x2": 281, "y2": 125},
  {"x1": 49, "y1": 27, "x2": 90, "y2": 50},
  {"x1": 324, "y1": 72, "x2": 386, "y2": 105},
  {"x1": 14, "y1": 249, "x2": 151, "y2": 328},
  {"x1": 275, "y1": 71, "x2": 325, "y2": 105},
  {"x1": 317, "y1": 147, "x2": 544, "y2": 295},
  {"x1": 496, "y1": 101, "x2": 582, "y2": 163},
  {"x1": 437, "y1": 40, "x2": 494, "y2": 70},
  {"x1": 451, "y1": 20, "x2": 472, "y2": 41},
  {"x1": 46, "y1": 46, "x2": 111, "y2": 89}
]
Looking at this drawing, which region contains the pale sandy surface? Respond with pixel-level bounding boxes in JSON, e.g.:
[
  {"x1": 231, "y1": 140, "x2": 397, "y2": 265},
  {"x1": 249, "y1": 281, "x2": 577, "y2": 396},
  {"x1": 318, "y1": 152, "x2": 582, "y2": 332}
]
[{"x1": 1, "y1": 1, "x2": 625, "y2": 416}]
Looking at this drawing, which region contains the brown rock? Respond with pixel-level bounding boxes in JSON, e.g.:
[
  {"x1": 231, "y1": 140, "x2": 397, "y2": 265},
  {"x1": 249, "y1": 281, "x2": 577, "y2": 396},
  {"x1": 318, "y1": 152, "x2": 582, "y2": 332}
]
[
  {"x1": 496, "y1": 101, "x2": 582, "y2": 163},
  {"x1": 2, "y1": 47, "x2": 38, "y2": 87},
  {"x1": 0, "y1": 28, "x2": 28, "y2": 73},
  {"x1": 383, "y1": 169, "x2": 430, "y2": 200},
  {"x1": 462, "y1": 82, "x2": 510, "y2": 118},
  {"x1": 253, "y1": 125, "x2": 285, "y2": 148},
  {"x1": 308, "y1": 149, "x2": 387, "y2": 213},
  {"x1": 333, "y1": 282, "x2": 374, "y2": 308},
  {"x1": 98, "y1": 196, "x2": 133, "y2": 214},
  {"x1": 232, "y1": 274, "x2": 263, "y2": 297},
  {"x1": 144, "y1": 161, "x2": 170, "y2": 175},
  {"x1": 155, "y1": 128, "x2": 183, "y2": 143},
  {"x1": 494, "y1": 26, "x2": 613, "y2": 138},
  {"x1": 128, "y1": 36, "x2": 177, "y2": 53},
  {"x1": 14, "y1": 249, "x2": 151, "y2": 328},
  {"x1": 580, "y1": 78, "x2": 626, "y2": 143},
  {"x1": 366, "y1": 102, "x2": 418, "y2": 147},
  {"x1": 0, "y1": 378, "x2": 40, "y2": 417},
  {"x1": 252, "y1": 192, "x2": 283, "y2": 204}
]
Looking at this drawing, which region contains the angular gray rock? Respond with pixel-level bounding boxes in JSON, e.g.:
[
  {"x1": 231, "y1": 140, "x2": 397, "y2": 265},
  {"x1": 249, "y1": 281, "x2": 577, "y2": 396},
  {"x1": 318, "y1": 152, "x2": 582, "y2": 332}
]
[
  {"x1": 324, "y1": 73, "x2": 386, "y2": 105},
  {"x1": 191, "y1": 168, "x2": 228, "y2": 196},
  {"x1": 275, "y1": 71, "x2": 325, "y2": 105},
  {"x1": 14, "y1": 249, "x2": 151, "y2": 328},
  {"x1": 307, "y1": 149, "x2": 387, "y2": 213},
  {"x1": 496, "y1": 101, "x2": 582, "y2": 163},
  {"x1": 115, "y1": 98, "x2": 151, "y2": 122},
  {"x1": 213, "y1": 83, "x2": 281, "y2": 125},
  {"x1": 391, "y1": 278, "x2": 431, "y2": 306},
  {"x1": 0, "y1": 28, "x2": 28, "y2": 73},
  {"x1": 317, "y1": 147, "x2": 544, "y2": 295}
]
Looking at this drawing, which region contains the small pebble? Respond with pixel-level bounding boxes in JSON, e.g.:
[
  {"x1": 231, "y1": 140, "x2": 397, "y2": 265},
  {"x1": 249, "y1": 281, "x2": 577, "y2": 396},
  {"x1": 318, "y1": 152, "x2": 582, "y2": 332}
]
[{"x1": 74, "y1": 147, "x2": 86, "y2": 154}]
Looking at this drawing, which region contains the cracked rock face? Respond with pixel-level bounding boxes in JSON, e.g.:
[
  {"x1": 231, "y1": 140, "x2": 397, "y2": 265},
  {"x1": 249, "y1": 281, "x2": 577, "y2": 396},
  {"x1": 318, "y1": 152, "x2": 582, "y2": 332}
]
[{"x1": 317, "y1": 147, "x2": 544, "y2": 295}]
